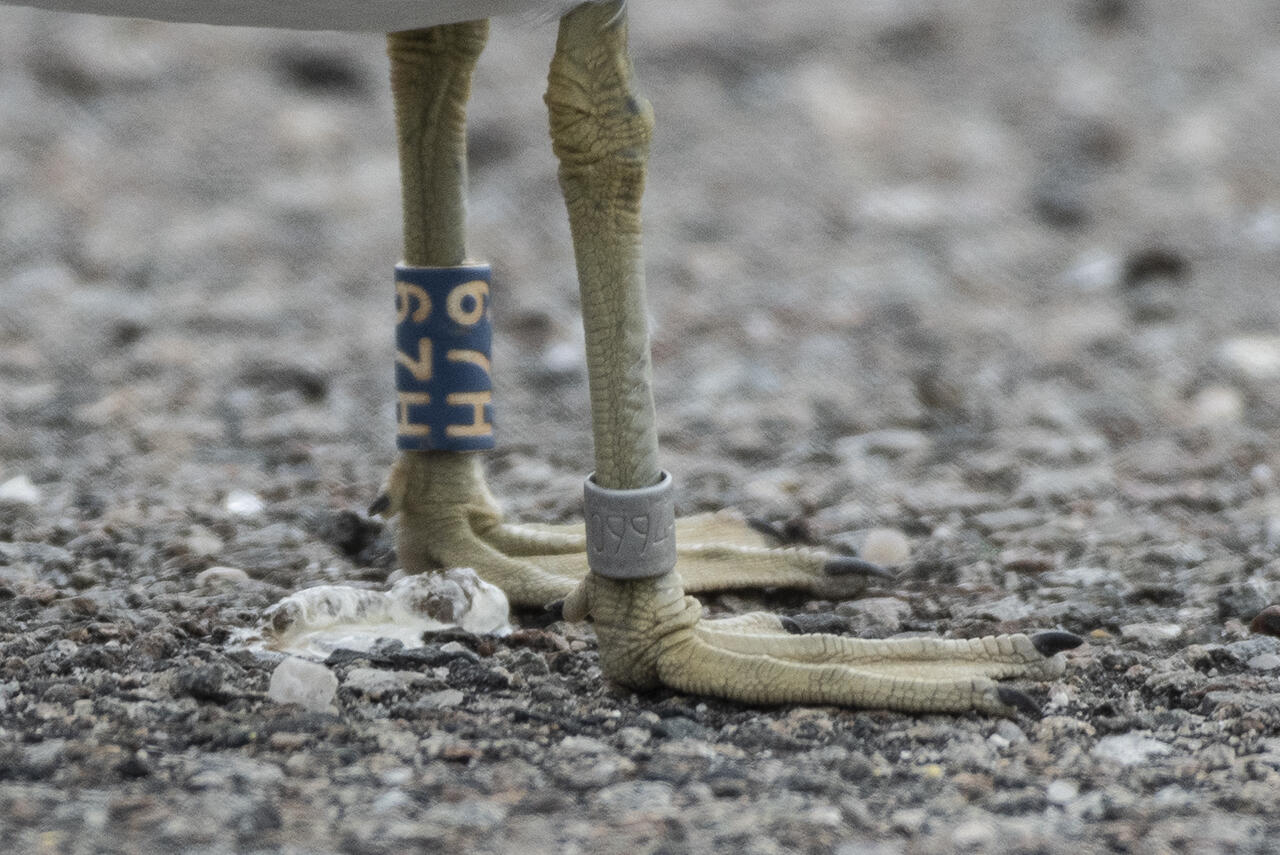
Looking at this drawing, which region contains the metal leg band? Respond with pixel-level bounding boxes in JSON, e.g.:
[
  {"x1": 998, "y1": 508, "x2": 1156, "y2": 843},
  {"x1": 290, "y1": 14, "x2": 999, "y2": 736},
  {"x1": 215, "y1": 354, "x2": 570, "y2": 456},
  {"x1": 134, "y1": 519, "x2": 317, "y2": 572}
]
[
  {"x1": 394, "y1": 263, "x2": 495, "y2": 451},
  {"x1": 583, "y1": 471, "x2": 677, "y2": 579}
]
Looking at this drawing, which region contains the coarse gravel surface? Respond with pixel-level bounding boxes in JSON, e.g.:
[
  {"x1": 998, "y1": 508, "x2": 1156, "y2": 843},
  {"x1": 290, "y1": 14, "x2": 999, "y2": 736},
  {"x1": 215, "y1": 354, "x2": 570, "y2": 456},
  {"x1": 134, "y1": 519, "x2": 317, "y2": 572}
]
[{"x1": 3, "y1": 1, "x2": 1280, "y2": 853}]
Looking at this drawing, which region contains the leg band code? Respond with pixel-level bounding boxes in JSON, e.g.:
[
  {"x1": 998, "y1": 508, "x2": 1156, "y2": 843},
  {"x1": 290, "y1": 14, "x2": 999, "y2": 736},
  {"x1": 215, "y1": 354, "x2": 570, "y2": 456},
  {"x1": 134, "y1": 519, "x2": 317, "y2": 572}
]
[{"x1": 394, "y1": 263, "x2": 495, "y2": 451}]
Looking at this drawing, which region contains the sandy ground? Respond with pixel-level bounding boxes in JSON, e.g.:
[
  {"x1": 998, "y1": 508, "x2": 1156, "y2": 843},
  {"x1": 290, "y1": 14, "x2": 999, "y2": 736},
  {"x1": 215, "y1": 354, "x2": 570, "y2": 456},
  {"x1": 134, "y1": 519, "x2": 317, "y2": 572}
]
[{"x1": 3, "y1": 1, "x2": 1280, "y2": 852}]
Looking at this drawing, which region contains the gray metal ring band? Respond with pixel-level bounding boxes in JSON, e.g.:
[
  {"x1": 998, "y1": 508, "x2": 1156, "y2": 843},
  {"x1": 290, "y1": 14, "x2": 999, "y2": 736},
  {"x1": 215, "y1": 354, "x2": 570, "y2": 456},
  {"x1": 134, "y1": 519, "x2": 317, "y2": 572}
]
[{"x1": 583, "y1": 471, "x2": 678, "y2": 579}]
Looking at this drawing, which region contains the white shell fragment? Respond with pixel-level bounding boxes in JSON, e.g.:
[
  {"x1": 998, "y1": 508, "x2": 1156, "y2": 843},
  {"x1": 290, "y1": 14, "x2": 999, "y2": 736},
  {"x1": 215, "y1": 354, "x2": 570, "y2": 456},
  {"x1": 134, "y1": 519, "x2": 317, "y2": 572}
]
[{"x1": 260, "y1": 568, "x2": 511, "y2": 659}]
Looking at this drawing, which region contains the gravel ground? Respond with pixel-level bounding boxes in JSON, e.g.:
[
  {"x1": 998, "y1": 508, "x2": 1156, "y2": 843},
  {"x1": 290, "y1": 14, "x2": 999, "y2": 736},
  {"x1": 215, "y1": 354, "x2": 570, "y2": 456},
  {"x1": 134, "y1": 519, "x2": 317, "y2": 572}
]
[{"x1": 3, "y1": 1, "x2": 1280, "y2": 852}]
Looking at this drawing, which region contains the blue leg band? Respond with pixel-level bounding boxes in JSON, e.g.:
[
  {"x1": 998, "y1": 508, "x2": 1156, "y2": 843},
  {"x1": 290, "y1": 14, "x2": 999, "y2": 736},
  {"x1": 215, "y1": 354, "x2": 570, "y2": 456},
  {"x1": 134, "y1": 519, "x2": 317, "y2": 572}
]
[{"x1": 394, "y1": 263, "x2": 495, "y2": 451}]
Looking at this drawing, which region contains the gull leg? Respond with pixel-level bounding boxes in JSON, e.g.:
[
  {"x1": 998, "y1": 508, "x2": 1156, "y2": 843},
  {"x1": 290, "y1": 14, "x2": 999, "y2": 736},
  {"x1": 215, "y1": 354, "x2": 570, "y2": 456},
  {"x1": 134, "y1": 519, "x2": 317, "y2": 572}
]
[
  {"x1": 381, "y1": 22, "x2": 877, "y2": 607},
  {"x1": 383, "y1": 25, "x2": 573, "y2": 607},
  {"x1": 549, "y1": 2, "x2": 1079, "y2": 714}
]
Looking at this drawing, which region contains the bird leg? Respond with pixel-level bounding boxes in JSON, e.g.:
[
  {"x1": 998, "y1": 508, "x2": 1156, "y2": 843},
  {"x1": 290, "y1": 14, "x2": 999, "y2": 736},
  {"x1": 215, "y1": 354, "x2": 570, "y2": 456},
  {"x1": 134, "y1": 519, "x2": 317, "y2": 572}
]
[
  {"x1": 549, "y1": 1, "x2": 1078, "y2": 714},
  {"x1": 381, "y1": 22, "x2": 881, "y2": 608}
]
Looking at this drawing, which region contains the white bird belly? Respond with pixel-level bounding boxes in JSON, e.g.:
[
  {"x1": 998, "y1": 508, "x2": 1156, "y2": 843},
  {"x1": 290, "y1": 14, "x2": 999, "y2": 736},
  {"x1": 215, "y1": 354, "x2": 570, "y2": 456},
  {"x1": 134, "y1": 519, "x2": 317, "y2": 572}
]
[{"x1": 1, "y1": 0, "x2": 592, "y2": 31}]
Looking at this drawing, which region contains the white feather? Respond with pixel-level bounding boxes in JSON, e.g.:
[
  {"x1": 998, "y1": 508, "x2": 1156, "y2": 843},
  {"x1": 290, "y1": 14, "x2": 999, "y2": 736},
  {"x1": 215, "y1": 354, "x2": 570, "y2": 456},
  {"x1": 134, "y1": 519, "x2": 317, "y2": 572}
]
[{"x1": 1, "y1": 0, "x2": 598, "y2": 31}]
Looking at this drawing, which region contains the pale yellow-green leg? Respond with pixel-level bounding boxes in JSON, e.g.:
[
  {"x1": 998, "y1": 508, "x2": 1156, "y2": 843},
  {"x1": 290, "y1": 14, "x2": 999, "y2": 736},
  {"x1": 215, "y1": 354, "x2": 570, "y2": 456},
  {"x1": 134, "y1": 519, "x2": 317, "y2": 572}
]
[
  {"x1": 380, "y1": 22, "x2": 877, "y2": 608},
  {"x1": 381, "y1": 24, "x2": 567, "y2": 607},
  {"x1": 551, "y1": 1, "x2": 1078, "y2": 715}
]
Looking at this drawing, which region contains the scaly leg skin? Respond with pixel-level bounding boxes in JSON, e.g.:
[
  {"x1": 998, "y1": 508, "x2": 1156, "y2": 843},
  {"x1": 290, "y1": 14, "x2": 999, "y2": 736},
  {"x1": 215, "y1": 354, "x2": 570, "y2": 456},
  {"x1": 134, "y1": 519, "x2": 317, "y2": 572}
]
[
  {"x1": 381, "y1": 23, "x2": 881, "y2": 609},
  {"x1": 549, "y1": 1, "x2": 1080, "y2": 716},
  {"x1": 563, "y1": 574, "x2": 1080, "y2": 714}
]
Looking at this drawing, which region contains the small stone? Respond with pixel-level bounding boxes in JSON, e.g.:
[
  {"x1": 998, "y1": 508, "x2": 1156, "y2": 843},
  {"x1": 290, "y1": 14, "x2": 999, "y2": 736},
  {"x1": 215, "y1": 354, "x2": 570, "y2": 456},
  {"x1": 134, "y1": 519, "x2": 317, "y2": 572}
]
[
  {"x1": 1218, "y1": 336, "x2": 1280, "y2": 380},
  {"x1": 1223, "y1": 636, "x2": 1280, "y2": 663},
  {"x1": 836, "y1": 429, "x2": 932, "y2": 460},
  {"x1": 1250, "y1": 605, "x2": 1280, "y2": 638},
  {"x1": 834, "y1": 597, "x2": 910, "y2": 634},
  {"x1": 195, "y1": 566, "x2": 250, "y2": 587},
  {"x1": 414, "y1": 689, "x2": 464, "y2": 710},
  {"x1": 592, "y1": 780, "x2": 675, "y2": 814},
  {"x1": 548, "y1": 736, "x2": 634, "y2": 789},
  {"x1": 1046, "y1": 778, "x2": 1079, "y2": 805},
  {"x1": 955, "y1": 595, "x2": 1033, "y2": 623},
  {"x1": 1091, "y1": 733, "x2": 1171, "y2": 765},
  {"x1": 342, "y1": 668, "x2": 419, "y2": 702},
  {"x1": 1062, "y1": 249, "x2": 1122, "y2": 292},
  {"x1": 1120, "y1": 622, "x2": 1183, "y2": 647},
  {"x1": 1246, "y1": 653, "x2": 1280, "y2": 671},
  {"x1": 1016, "y1": 467, "x2": 1114, "y2": 502},
  {"x1": 267, "y1": 658, "x2": 338, "y2": 713},
  {"x1": 950, "y1": 819, "x2": 995, "y2": 848},
  {"x1": 993, "y1": 719, "x2": 1028, "y2": 746},
  {"x1": 0, "y1": 475, "x2": 40, "y2": 505},
  {"x1": 371, "y1": 789, "x2": 413, "y2": 814},
  {"x1": 185, "y1": 527, "x2": 225, "y2": 557},
  {"x1": 175, "y1": 664, "x2": 226, "y2": 701},
  {"x1": 224, "y1": 490, "x2": 266, "y2": 516},
  {"x1": 1186, "y1": 385, "x2": 1244, "y2": 427},
  {"x1": 268, "y1": 732, "x2": 311, "y2": 751},
  {"x1": 971, "y1": 508, "x2": 1042, "y2": 533},
  {"x1": 889, "y1": 807, "x2": 928, "y2": 835},
  {"x1": 859, "y1": 528, "x2": 910, "y2": 566}
]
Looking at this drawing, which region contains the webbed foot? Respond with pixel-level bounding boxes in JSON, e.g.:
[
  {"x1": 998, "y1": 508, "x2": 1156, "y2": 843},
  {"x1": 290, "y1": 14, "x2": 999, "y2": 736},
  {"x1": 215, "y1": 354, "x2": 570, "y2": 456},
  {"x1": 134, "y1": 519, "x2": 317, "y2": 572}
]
[
  {"x1": 377, "y1": 452, "x2": 888, "y2": 608},
  {"x1": 565, "y1": 572, "x2": 1082, "y2": 716}
]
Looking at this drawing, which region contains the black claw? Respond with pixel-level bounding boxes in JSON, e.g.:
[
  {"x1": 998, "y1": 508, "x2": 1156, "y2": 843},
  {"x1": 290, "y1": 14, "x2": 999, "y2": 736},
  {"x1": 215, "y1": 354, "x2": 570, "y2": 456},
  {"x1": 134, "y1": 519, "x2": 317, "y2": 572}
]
[
  {"x1": 823, "y1": 555, "x2": 896, "y2": 581},
  {"x1": 1031, "y1": 630, "x2": 1084, "y2": 657},
  {"x1": 780, "y1": 616, "x2": 804, "y2": 635},
  {"x1": 367, "y1": 492, "x2": 391, "y2": 517},
  {"x1": 997, "y1": 686, "x2": 1041, "y2": 718}
]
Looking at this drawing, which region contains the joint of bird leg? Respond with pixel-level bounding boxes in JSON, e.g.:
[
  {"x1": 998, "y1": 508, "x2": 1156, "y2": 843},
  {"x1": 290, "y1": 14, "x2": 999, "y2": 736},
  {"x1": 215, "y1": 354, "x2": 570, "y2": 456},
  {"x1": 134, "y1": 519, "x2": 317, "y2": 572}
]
[
  {"x1": 583, "y1": 471, "x2": 678, "y2": 579},
  {"x1": 546, "y1": 88, "x2": 654, "y2": 170},
  {"x1": 394, "y1": 263, "x2": 495, "y2": 452},
  {"x1": 387, "y1": 20, "x2": 489, "y2": 64}
]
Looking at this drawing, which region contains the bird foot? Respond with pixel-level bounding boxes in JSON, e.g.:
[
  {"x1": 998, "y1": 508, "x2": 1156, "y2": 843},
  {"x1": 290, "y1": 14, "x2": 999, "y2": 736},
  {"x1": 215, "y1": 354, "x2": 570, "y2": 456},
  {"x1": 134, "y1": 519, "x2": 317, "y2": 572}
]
[
  {"x1": 375, "y1": 452, "x2": 887, "y2": 609},
  {"x1": 564, "y1": 572, "x2": 1081, "y2": 716}
]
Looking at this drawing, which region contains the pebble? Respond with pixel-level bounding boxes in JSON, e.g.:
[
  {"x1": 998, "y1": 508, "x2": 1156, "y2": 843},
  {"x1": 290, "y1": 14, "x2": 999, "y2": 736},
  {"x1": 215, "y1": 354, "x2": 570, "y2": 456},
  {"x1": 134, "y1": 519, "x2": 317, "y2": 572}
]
[
  {"x1": 859, "y1": 528, "x2": 911, "y2": 566},
  {"x1": 1091, "y1": 733, "x2": 1171, "y2": 765},
  {"x1": 547, "y1": 736, "x2": 635, "y2": 789},
  {"x1": 834, "y1": 597, "x2": 911, "y2": 634},
  {"x1": 1218, "y1": 336, "x2": 1280, "y2": 380},
  {"x1": 1119, "y1": 622, "x2": 1184, "y2": 647},
  {"x1": 836, "y1": 429, "x2": 932, "y2": 460},
  {"x1": 0, "y1": 475, "x2": 40, "y2": 505},
  {"x1": 194, "y1": 566, "x2": 250, "y2": 587},
  {"x1": 224, "y1": 490, "x2": 266, "y2": 516},
  {"x1": 1246, "y1": 653, "x2": 1280, "y2": 671},
  {"x1": 1222, "y1": 636, "x2": 1280, "y2": 663},
  {"x1": 371, "y1": 788, "x2": 413, "y2": 814},
  {"x1": 1250, "y1": 605, "x2": 1280, "y2": 638},
  {"x1": 267, "y1": 657, "x2": 338, "y2": 713},
  {"x1": 184, "y1": 527, "x2": 225, "y2": 557},
  {"x1": 971, "y1": 508, "x2": 1042, "y2": 533},
  {"x1": 342, "y1": 668, "x2": 423, "y2": 701},
  {"x1": 1185, "y1": 385, "x2": 1244, "y2": 427},
  {"x1": 592, "y1": 780, "x2": 675, "y2": 814},
  {"x1": 415, "y1": 689, "x2": 464, "y2": 710},
  {"x1": 955, "y1": 595, "x2": 1034, "y2": 623},
  {"x1": 950, "y1": 819, "x2": 996, "y2": 848},
  {"x1": 1046, "y1": 779, "x2": 1079, "y2": 805},
  {"x1": 1016, "y1": 467, "x2": 1114, "y2": 502}
]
